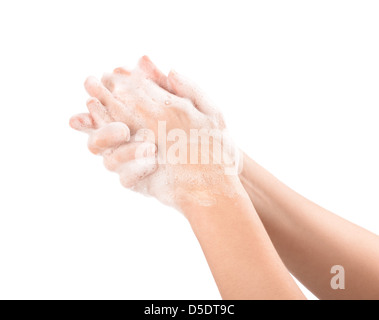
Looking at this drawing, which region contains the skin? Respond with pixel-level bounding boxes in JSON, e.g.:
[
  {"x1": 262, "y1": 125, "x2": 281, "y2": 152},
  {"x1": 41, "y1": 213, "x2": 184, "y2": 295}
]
[
  {"x1": 71, "y1": 56, "x2": 379, "y2": 299},
  {"x1": 129, "y1": 59, "x2": 379, "y2": 300},
  {"x1": 184, "y1": 191, "x2": 305, "y2": 299},
  {"x1": 73, "y1": 59, "x2": 241, "y2": 207},
  {"x1": 70, "y1": 56, "x2": 305, "y2": 299},
  {"x1": 239, "y1": 155, "x2": 379, "y2": 300}
]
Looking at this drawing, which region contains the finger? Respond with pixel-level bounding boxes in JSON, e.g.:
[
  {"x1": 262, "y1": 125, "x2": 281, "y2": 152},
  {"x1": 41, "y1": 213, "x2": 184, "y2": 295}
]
[
  {"x1": 101, "y1": 72, "x2": 116, "y2": 93},
  {"x1": 88, "y1": 122, "x2": 131, "y2": 155},
  {"x1": 114, "y1": 66, "x2": 131, "y2": 76},
  {"x1": 119, "y1": 157, "x2": 158, "y2": 189},
  {"x1": 103, "y1": 141, "x2": 156, "y2": 172},
  {"x1": 84, "y1": 76, "x2": 137, "y2": 130},
  {"x1": 138, "y1": 55, "x2": 172, "y2": 92},
  {"x1": 86, "y1": 97, "x2": 112, "y2": 127},
  {"x1": 69, "y1": 113, "x2": 95, "y2": 133},
  {"x1": 167, "y1": 70, "x2": 218, "y2": 116}
]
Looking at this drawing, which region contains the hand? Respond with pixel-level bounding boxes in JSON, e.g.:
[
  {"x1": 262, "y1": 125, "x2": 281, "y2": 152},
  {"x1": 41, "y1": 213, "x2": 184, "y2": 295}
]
[{"x1": 70, "y1": 57, "x2": 243, "y2": 212}]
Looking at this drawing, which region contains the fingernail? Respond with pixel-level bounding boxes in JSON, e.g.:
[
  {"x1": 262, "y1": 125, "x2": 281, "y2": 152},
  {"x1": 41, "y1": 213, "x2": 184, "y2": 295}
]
[
  {"x1": 87, "y1": 97, "x2": 99, "y2": 106},
  {"x1": 170, "y1": 69, "x2": 178, "y2": 77},
  {"x1": 69, "y1": 117, "x2": 80, "y2": 129}
]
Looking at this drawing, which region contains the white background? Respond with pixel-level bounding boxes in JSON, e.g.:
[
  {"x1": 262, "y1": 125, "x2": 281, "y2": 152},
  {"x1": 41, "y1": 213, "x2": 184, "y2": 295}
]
[{"x1": 0, "y1": 0, "x2": 378, "y2": 300}]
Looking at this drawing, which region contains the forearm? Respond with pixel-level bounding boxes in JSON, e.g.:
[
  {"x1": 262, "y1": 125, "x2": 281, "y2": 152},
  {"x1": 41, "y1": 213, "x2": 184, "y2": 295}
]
[
  {"x1": 181, "y1": 186, "x2": 305, "y2": 300},
  {"x1": 240, "y1": 152, "x2": 379, "y2": 299}
]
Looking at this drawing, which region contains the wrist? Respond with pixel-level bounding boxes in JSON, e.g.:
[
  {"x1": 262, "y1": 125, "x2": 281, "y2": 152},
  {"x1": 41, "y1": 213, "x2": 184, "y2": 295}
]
[
  {"x1": 238, "y1": 152, "x2": 256, "y2": 193},
  {"x1": 237, "y1": 151, "x2": 287, "y2": 220},
  {"x1": 183, "y1": 188, "x2": 259, "y2": 239},
  {"x1": 176, "y1": 175, "x2": 249, "y2": 221}
]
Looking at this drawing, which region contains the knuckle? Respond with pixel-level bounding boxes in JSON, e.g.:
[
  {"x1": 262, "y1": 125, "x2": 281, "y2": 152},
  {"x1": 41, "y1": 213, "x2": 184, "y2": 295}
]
[{"x1": 180, "y1": 98, "x2": 195, "y2": 111}]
